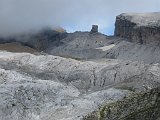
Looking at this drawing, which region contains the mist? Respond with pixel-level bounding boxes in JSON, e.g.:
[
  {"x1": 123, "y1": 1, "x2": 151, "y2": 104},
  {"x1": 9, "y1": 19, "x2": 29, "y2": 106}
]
[{"x1": 0, "y1": 0, "x2": 160, "y2": 37}]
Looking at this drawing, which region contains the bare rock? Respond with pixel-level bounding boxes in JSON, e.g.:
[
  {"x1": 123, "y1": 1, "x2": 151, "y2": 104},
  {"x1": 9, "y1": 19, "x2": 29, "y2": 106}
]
[
  {"x1": 24, "y1": 28, "x2": 67, "y2": 51},
  {"x1": 114, "y1": 12, "x2": 160, "y2": 45},
  {"x1": 90, "y1": 25, "x2": 98, "y2": 33}
]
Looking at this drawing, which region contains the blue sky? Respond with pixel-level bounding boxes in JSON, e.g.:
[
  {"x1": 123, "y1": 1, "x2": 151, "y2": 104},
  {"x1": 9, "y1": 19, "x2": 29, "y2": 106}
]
[{"x1": 0, "y1": 0, "x2": 160, "y2": 36}]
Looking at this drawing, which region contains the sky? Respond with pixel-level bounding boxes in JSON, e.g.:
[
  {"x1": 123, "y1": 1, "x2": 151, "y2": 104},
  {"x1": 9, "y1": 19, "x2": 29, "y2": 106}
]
[{"x1": 0, "y1": 0, "x2": 160, "y2": 37}]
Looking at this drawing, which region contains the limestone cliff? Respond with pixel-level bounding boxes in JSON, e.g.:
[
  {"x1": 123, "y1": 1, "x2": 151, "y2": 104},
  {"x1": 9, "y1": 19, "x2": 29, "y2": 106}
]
[{"x1": 114, "y1": 13, "x2": 160, "y2": 45}]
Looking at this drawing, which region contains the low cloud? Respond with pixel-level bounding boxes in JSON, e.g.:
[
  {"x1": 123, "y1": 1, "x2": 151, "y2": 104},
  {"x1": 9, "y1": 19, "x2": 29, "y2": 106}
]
[{"x1": 0, "y1": 0, "x2": 159, "y2": 36}]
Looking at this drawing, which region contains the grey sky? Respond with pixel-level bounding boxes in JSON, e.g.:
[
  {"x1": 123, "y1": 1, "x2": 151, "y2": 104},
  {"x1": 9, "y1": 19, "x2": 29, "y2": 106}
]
[{"x1": 0, "y1": 0, "x2": 160, "y2": 36}]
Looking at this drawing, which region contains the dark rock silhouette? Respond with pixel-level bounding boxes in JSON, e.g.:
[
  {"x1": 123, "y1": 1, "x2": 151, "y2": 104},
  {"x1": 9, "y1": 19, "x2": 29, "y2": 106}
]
[{"x1": 90, "y1": 25, "x2": 98, "y2": 33}]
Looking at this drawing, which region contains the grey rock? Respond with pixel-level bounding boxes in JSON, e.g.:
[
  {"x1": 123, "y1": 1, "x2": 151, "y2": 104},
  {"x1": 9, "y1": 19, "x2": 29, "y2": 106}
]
[
  {"x1": 114, "y1": 12, "x2": 160, "y2": 45},
  {"x1": 0, "y1": 52, "x2": 134, "y2": 120},
  {"x1": 46, "y1": 31, "x2": 114, "y2": 60},
  {"x1": 103, "y1": 40, "x2": 160, "y2": 64},
  {"x1": 46, "y1": 31, "x2": 160, "y2": 65},
  {"x1": 90, "y1": 25, "x2": 98, "y2": 33},
  {"x1": 24, "y1": 28, "x2": 67, "y2": 51}
]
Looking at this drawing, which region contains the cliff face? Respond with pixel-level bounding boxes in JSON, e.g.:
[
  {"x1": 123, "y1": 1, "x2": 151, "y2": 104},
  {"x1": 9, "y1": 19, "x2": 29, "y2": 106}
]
[{"x1": 114, "y1": 13, "x2": 160, "y2": 45}]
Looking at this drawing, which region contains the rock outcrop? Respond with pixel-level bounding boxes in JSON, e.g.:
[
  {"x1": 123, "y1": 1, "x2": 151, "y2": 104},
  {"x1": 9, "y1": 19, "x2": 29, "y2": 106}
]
[
  {"x1": 114, "y1": 13, "x2": 160, "y2": 45},
  {"x1": 90, "y1": 25, "x2": 98, "y2": 33}
]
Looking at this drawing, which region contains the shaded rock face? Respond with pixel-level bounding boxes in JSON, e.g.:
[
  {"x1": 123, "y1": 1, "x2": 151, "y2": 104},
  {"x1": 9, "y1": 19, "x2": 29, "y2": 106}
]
[
  {"x1": 24, "y1": 28, "x2": 67, "y2": 51},
  {"x1": 90, "y1": 25, "x2": 98, "y2": 33},
  {"x1": 114, "y1": 13, "x2": 160, "y2": 45}
]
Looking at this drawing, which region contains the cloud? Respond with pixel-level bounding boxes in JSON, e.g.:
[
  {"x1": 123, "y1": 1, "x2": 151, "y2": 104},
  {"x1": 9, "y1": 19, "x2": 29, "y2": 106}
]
[{"x1": 0, "y1": 0, "x2": 159, "y2": 36}]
